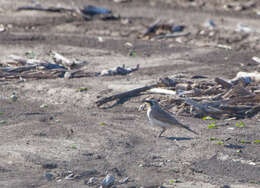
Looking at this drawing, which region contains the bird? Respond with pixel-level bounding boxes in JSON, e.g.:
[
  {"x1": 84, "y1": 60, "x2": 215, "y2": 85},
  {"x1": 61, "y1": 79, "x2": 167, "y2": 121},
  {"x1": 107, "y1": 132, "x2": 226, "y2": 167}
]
[{"x1": 144, "y1": 99, "x2": 198, "y2": 137}]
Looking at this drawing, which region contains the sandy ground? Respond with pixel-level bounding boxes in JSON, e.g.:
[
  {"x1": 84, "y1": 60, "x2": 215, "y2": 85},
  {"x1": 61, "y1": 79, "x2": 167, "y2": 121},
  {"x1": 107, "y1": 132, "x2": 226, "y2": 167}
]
[{"x1": 0, "y1": 0, "x2": 260, "y2": 187}]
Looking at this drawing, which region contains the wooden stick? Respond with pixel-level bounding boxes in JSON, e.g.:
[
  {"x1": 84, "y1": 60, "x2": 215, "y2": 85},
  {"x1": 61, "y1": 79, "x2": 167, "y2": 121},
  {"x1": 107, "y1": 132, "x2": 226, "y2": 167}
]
[
  {"x1": 96, "y1": 84, "x2": 157, "y2": 107},
  {"x1": 17, "y1": 6, "x2": 75, "y2": 12},
  {"x1": 142, "y1": 19, "x2": 161, "y2": 36},
  {"x1": 0, "y1": 65, "x2": 37, "y2": 73}
]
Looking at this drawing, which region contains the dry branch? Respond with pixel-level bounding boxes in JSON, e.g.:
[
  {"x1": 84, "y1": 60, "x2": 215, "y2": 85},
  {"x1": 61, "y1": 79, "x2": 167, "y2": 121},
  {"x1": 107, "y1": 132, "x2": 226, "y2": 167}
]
[{"x1": 215, "y1": 77, "x2": 232, "y2": 89}]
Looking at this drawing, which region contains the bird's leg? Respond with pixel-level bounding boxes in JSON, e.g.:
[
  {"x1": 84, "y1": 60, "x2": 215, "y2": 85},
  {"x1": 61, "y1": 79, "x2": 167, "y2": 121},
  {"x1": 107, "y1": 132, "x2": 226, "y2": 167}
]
[{"x1": 158, "y1": 128, "x2": 166, "y2": 138}]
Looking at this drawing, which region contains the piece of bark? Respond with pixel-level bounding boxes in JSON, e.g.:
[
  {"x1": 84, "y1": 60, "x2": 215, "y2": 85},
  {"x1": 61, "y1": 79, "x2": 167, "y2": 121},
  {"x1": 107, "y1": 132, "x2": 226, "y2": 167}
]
[
  {"x1": 215, "y1": 77, "x2": 233, "y2": 89},
  {"x1": 245, "y1": 105, "x2": 260, "y2": 117},
  {"x1": 219, "y1": 105, "x2": 251, "y2": 114},
  {"x1": 70, "y1": 70, "x2": 99, "y2": 78},
  {"x1": 227, "y1": 94, "x2": 260, "y2": 105},
  {"x1": 96, "y1": 84, "x2": 157, "y2": 107}
]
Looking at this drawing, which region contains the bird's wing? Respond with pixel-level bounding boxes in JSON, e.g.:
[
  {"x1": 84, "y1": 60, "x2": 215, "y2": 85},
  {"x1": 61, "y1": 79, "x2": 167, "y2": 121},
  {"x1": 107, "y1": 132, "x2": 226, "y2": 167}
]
[
  {"x1": 151, "y1": 107, "x2": 198, "y2": 135},
  {"x1": 151, "y1": 107, "x2": 179, "y2": 125}
]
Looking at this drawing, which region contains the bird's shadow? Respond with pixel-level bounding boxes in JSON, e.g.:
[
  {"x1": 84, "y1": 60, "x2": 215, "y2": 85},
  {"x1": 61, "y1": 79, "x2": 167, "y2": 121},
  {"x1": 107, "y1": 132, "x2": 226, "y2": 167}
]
[{"x1": 166, "y1": 137, "x2": 193, "y2": 141}]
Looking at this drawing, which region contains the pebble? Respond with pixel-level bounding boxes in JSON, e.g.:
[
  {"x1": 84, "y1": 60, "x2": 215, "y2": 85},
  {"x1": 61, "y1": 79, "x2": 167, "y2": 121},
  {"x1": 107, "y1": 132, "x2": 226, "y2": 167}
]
[{"x1": 85, "y1": 177, "x2": 97, "y2": 185}]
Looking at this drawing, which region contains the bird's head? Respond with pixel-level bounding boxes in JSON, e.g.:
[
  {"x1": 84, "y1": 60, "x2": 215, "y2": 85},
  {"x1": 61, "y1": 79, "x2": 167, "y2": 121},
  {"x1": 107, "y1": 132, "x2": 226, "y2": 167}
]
[{"x1": 143, "y1": 99, "x2": 159, "y2": 109}]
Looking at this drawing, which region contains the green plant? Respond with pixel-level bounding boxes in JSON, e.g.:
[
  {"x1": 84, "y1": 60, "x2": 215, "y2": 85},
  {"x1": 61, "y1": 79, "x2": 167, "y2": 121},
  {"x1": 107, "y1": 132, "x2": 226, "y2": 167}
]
[
  {"x1": 208, "y1": 122, "x2": 217, "y2": 128},
  {"x1": 235, "y1": 121, "x2": 245, "y2": 128},
  {"x1": 209, "y1": 137, "x2": 218, "y2": 141},
  {"x1": 216, "y1": 141, "x2": 224, "y2": 145},
  {"x1": 240, "y1": 139, "x2": 251, "y2": 144},
  {"x1": 169, "y1": 179, "x2": 181, "y2": 184},
  {"x1": 253, "y1": 140, "x2": 260, "y2": 144},
  {"x1": 78, "y1": 87, "x2": 88, "y2": 92},
  {"x1": 71, "y1": 145, "x2": 77, "y2": 149},
  {"x1": 0, "y1": 112, "x2": 4, "y2": 115},
  {"x1": 26, "y1": 51, "x2": 36, "y2": 58},
  {"x1": 129, "y1": 51, "x2": 136, "y2": 57},
  {"x1": 202, "y1": 116, "x2": 215, "y2": 121}
]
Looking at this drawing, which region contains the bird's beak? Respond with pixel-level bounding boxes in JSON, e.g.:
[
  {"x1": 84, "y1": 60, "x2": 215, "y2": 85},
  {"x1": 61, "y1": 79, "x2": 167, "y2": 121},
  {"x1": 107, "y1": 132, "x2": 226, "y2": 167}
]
[{"x1": 143, "y1": 99, "x2": 152, "y2": 103}]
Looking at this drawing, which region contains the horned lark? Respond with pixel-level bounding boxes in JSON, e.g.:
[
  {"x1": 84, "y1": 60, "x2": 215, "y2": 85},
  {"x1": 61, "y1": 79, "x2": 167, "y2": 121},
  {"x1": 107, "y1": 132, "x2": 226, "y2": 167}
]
[{"x1": 144, "y1": 99, "x2": 198, "y2": 137}]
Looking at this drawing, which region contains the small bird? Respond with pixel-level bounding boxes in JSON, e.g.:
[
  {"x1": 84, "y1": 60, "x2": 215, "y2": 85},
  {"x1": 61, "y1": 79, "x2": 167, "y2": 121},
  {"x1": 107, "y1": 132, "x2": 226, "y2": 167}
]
[{"x1": 144, "y1": 99, "x2": 198, "y2": 137}]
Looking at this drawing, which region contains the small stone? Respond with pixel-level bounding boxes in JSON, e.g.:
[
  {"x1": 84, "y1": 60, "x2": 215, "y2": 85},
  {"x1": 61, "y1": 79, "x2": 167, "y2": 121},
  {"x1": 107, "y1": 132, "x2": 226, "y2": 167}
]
[
  {"x1": 209, "y1": 31, "x2": 215, "y2": 37},
  {"x1": 0, "y1": 24, "x2": 5, "y2": 32},
  {"x1": 45, "y1": 173, "x2": 54, "y2": 181},
  {"x1": 10, "y1": 92, "x2": 17, "y2": 102},
  {"x1": 102, "y1": 174, "x2": 115, "y2": 188},
  {"x1": 124, "y1": 42, "x2": 133, "y2": 48},
  {"x1": 199, "y1": 30, "x2": 206, "y2": 35},
  {"x1": 98, "y1": 37, "x2": 104, "y2": 42},
  {"x1": 119, "y1": 177, "x2": 129, "y2": 184},
  {"x1": 42, "y1": 163, "x2": 58, "y2": 169}
]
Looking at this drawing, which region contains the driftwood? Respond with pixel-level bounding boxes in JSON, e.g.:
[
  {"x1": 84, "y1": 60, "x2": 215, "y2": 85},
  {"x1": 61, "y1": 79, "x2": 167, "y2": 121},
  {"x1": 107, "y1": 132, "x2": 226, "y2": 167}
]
[
  {"x1": 96, "y1": 84, "x2": 157, "y2": 107},
  {"x1": 184, "y1": 98, "x2": 225, "y2": 118},
  {"x1": 215, "y1": 77, "x2": 232, "y2": 89}
]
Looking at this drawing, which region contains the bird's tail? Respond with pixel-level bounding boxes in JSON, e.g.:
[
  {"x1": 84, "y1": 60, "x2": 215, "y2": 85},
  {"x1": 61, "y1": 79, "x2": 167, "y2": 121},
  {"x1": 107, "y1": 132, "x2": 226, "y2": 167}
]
[{"x1": 179, "y1": 123, "x2": 198, "y2": 135}]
